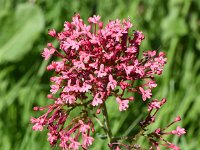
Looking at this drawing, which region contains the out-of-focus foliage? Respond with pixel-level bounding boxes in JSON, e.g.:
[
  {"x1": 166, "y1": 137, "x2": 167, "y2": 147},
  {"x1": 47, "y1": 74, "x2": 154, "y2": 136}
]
[{"x1": 0, "y1": 0, "x2": 199, "y2": 149}]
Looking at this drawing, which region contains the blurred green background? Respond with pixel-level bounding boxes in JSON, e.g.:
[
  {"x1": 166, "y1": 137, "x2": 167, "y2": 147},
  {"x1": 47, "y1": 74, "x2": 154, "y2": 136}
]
[{"x1": 0, "y1": 0, "x2": 200, "y2": 149}]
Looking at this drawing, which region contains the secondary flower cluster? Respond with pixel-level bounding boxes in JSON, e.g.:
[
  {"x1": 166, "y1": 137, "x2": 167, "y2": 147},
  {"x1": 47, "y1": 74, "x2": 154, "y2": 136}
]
[
  {"x1": 31, "y1": 14, "x2": 185, "y2": 150},
  {"x1": 143, "y1": 100, "x2": 186, "y2": 150}
]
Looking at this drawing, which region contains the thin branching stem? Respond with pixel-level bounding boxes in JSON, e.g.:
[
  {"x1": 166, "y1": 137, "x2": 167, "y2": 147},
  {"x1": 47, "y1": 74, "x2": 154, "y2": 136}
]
[{"x1": 102, "y1": 102, "x2": 113, "y2": 144}]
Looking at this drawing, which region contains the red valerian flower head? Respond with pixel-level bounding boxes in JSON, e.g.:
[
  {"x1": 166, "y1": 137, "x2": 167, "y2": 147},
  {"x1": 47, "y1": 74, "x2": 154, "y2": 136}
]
[
  {"x1": 32, "y1": 14, "x2": 172, "y2": 149},
  {"x1": 41, "y1": 13, "x2": 167, "y2": 108}
]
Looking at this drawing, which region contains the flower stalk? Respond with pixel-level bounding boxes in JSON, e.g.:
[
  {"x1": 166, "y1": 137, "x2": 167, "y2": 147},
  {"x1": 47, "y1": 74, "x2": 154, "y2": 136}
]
[{"x1": 102, "y1": 103, "x2": 113, "y2": 144}]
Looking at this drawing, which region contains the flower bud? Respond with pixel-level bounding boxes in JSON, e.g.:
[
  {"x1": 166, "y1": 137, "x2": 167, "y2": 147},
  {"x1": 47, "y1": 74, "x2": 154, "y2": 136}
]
[
  {"x1": 128, "y1": 96, "x2": 134, "y2": 101},
  {"x1": 47, "y1": 94, "x2": 53, "y2": 99},
  {"x1": 96, "y1": 108, "x2": 101, "y2": 114},
  {"x1": 98, "y1": 22, "x2": 103, "y2": 29},
  {"x1": 33, "y1": 106, "x2": 39, "y2": 111},
  {"x1": 47, "y1": 43, "x2": 53, "y2": 47},
  {"x1": 174, "y1": 116, "x2": 181, "y2": 122},
  {"x1": 161, "y1": 98, "x2": 167, "y2": 105},
  {"x1": 48, "y1": 29, "x2": 56, "y2": 37}
]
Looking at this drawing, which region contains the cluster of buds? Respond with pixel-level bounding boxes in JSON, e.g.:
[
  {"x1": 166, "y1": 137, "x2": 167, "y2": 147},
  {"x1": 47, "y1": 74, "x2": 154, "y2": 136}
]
[{"x1": 31, "y1": 14, "x2": 185, "y2": 150}]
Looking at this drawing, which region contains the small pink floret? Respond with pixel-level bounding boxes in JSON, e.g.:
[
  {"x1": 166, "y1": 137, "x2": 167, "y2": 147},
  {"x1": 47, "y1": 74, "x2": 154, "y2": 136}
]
[
  {"x1": 139, "y1": 87, "x2": 152, "y2": 101},
  {"x1": 172, "y1": 126, "x2": 186, "y2": 136},
  {"x1": 116, "y1": 97, "x2": 129, "y2": 111}
]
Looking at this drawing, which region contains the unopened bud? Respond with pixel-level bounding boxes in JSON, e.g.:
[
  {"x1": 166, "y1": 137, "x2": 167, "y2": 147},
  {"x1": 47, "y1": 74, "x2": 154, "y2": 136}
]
[
  {"x1": 48, "y1": 29, "x2": 56, "y2": 37},
  {"x1": 161, "y1": 98, "x2": 167, "y2": 105},
  {"x1": 159, "y1": 52, "x2": 165, "y2": 56},
  {"x1": 129, "y1": 96, "x2": 134, "y2": 101},
  {"x1": 98, "y1": 22, "x2": 103, "y2": 29},
  {"x1": 33, "y1": 106, "x2": 39, "y2": 111},
  {"x1": 174, "y1": 116, "x2": 181, "y2": 122},
  {"x1": 47, "y1": 94, "x2": 53, "y2": 99},
  {"x1": 155, "y1": 128, "x2": 161, "y2": 134},
  {"x1": 151, "y1": 116, "x2": 156, "y2": 122},
  {"x1": 96, "y1": 108, "x2": 101, "y2": 114},
  {"x1": 33, "y1": 106, "x2": 45, "y2": 111},
  {"x1": 47, "y1": 43, "x2": 53, "y2": 47}
]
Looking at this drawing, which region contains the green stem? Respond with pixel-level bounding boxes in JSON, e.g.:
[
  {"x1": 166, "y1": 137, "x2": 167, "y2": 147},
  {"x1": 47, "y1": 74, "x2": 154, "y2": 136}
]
[
  {"x1": 112, "y1": 128, "x2": 146, "y2": 142},
  {"x1": 102, "y1": 102, "x2": 113, "y2": 144},
  {"x1": 67, "y1": 100, "x2": 92, "y2": 112},
  {"x1": 93, "y1": 113, "x2": 107, "y2": 133}
]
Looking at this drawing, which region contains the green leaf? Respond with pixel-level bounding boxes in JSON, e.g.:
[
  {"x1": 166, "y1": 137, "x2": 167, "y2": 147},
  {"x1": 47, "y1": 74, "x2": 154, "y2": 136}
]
[{"x1": 0, "y1": 3, "x2": 44, "y2": 64}]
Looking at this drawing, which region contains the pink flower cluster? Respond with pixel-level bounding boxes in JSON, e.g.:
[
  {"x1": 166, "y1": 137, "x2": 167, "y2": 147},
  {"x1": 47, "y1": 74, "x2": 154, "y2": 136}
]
[
  {"x1": 31, "y1": 14, "x2": 185, "y2": 150},
  {"x1": 43, "y1": 14, "x2": 166, "y2": 110}
]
